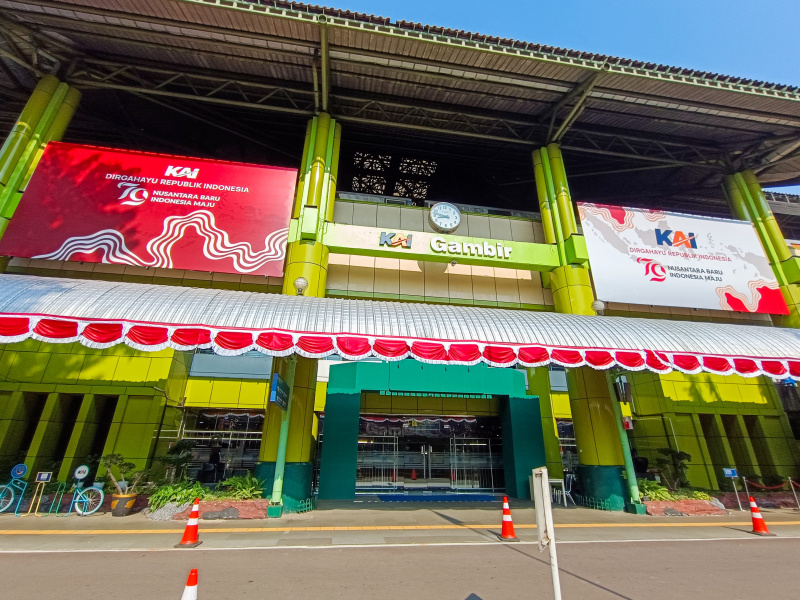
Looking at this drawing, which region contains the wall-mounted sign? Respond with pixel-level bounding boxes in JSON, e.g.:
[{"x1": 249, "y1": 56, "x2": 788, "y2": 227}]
[
  {"x1": 578, "y1": 203, "x2": 788, "y2": 315},
  {"x1": 379, "y1": 232, "x2": 413, "y2": 249},
  {"x1": 323, "y1": 223, "x2": 560, "y2": 271},
  {"x1": 0, "y1": 142, "x2": 297, "y2": 277},
  {"x1": 270, "y1": 372, "x2": 290, "y2": 411},
  {"x1": 428, "y1": 202, "x2": 461, "y2": 234},
  {"x1": 11, "y1": 464, "x2": 27, "y2": 479}
]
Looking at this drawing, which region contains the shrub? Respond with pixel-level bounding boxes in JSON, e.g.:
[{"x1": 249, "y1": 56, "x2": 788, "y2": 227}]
[
  {"x1": 215, "y1": 475, "x2": 265, "y2": 501},
  {"x1": 148, "y1": 481, "x2": 208, "y2": 511}
]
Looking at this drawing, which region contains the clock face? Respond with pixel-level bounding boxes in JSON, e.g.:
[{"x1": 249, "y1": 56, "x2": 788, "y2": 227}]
[{"x1": 428, "y1": 202, "x2": 461, "y2": 234}]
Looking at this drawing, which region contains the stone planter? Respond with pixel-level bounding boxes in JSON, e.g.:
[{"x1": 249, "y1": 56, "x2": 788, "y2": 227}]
[
  {"x1": 172, "y1": 500, "x2": 269, "y2": 520},
  {"x1": 644, "y1": 499, "x2": 727, "y2": 516}
]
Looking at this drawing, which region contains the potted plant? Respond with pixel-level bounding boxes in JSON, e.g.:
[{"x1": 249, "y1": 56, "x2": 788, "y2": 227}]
[{"x1": 101, "y1": 453, "x2": 149, "y2": 517}]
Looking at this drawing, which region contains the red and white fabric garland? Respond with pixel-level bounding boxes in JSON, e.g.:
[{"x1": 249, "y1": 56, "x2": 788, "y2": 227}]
[{"x1": 1, "y1": 314, "x2": 797, "y2": 379}]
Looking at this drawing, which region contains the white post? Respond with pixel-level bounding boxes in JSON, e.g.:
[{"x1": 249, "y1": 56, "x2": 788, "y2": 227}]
[
  {"x1": 731, "y1": 477, "x2": 743, "y2": 512},
  {"x1": 533, "y1": 467, "x2": 562, "y2": 600},
  {"x1": 789, "y1": 478, "x2": 800, "y2": 511}
]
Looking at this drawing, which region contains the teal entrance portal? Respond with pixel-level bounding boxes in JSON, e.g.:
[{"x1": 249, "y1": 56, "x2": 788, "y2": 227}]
[{"x1": 317, "y1": 360, "x2": 545, "y2": 500}]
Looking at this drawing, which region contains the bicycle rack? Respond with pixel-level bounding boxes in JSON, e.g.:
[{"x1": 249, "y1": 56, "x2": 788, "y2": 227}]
[
  {"x1": 1, "y1": 479, "x2": 28, "y2": 516},
  {"x1": 47, "y1": 482, "x2": 68, "y2": 515},
  {"x1": 23, "y1": 480, "x2": 49, "y2": 517}
]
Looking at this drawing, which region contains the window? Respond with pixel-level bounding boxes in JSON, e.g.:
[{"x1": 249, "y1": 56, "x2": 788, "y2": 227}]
[{"x1": 352, "y1": 175, "x2": 387, "y2": 195}]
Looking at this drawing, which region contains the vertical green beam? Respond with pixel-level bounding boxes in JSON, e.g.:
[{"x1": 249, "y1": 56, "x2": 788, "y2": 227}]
[
  {"x1": 293, "y1": 120, "x2": 316, "y2": 220},
  {"x1": 539, "y1": 146, "x2": 567, "y2": 266},
  {"x1": 733, "y1": 172, "x2": 788, "y2": 286},
  {"x1": 324, "y1": 122, "x2": 342, "y2": 223},
  {"x1": 532, "y1": 149, "x2": 557, "y2": 245},
  {"x1": 546, "y1": 143, "x2": 578, "y2": 239},
  {"x1": 606, "y1": 373, "x2": 641, "y2": 506},
  {"x1": 308, "y1": 112, "x2": 331, "y2": 209},
  {"x1": 20, "y1": 87, "x2": 81, "y2": 194},
  {"x1": 0, "y1": 83, "x2": 68, "y2": 214},
  {"x1": 270, "y1": 356, "x2": 298, "y2": 504},
  {"x1": 741, "y1": 170, "x2": 792, "y2": 263},
  {"x1": 0, "y1": 75, "x2": 60, "y2": 190}
]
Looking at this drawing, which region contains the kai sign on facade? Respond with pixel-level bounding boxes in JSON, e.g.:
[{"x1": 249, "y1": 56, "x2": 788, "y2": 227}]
[
  {"x1": 321, "y1": 223, "x2": 560, "y2": 271},
  {"x1": 578, "y1": 203, "x2": 788, "y2": 314},
  {"x1": 0, "y1": 143, "x2": 297, "y2": 276}
]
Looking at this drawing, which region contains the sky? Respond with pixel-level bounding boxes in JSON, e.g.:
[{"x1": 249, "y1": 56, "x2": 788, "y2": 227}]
[{"x1": 333, "y1": 0, "x2": 800, "y2": 193}]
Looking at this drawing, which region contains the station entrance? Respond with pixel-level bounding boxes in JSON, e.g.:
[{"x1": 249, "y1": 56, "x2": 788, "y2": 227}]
[
  {"x1": 354, "y1": 415, "x2": 504, "y2": 493},
  {"x1": 316, "y1": 360, "x2": 545, "y2": 500}
]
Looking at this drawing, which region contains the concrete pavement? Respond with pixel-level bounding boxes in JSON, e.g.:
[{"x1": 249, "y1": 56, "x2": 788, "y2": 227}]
[
  {"x1": 2, "y1": 539, "x2": 798, "y2": 599},
  {"x1": 1, "y1": 499, "x2": 799, "y2": 551}
]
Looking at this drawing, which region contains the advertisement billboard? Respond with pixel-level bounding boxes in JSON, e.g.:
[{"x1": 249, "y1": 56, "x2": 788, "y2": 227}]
[
  {"x1": 578, "y1": 203, "x2": 788, "y2": 315},
  {"x1": 0, "y1": 142, "x2": 296, "y2": 277}
]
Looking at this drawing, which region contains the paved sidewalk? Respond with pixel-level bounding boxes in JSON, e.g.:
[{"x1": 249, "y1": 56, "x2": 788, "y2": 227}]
[{"x1": 1, "y1": 498, "x2": 799, "y2": 551}]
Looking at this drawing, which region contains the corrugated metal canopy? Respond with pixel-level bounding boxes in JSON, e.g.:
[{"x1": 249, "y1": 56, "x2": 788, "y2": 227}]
[
  {"x1": 1, "y1": 275, "x2": 799, "y2": 379},
  {"x1": 0, "y1": 0, "x2": 798, "y2": 189}
]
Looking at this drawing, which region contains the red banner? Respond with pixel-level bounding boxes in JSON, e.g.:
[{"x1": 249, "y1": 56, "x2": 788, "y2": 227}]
[{"x1": 0, "y1": 142, "x2": 296, "y2": 277}]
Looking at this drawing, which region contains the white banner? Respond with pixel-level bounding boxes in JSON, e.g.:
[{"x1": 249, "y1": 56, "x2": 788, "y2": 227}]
[{"x1": 577, "y1": 203, "x2": 788, "y2": 315}]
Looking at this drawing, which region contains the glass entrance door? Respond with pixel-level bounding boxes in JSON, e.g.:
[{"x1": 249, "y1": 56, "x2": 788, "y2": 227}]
[{"x1": 348, "y1": 415, "x2": 505, "y2": 494}]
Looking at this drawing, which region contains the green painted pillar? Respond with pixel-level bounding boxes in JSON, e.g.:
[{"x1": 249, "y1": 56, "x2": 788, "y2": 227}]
[
  {"x1": 501, "y1": 396, "x2": 546, "y2": 499},
  {"x1": 0, "y1": 79, "x2": 81, "y2": 253},
  {"x1": 56, "y1": 394, "x2": 111, "y2": 481},
  {"x1": 99, "y1": 394, "x2": 164, "y2": 472},
  {"x1": 726, "y1": 415, "x2": 762, "y2": 480},
  {"x1": 526, "y1": 367, "x2": 564, "y2": 478},
  {"x1": 688, "y1": 413, "x2": 720, "y2": 489},
  {"x1": 24, "y1": 393, "x2": 81, "y2": 477},
  {"x1": 703, "y1": 414, "x2": 738, "y2": 490},
  {"x1": 282, "y1": 112, "x2": 341, "y2": 298},
  {"x1": 270, "y1": 356, "x2": 297, "y2": 510},
  {"x1": 255, "y1": 354, "x2": 318, "y2": 510},
  {"x1": 317, "y1": 392, "x2": 361, "y2": 500},
  {"x1": 532, "y1": 143, "x2": 630, "y2": 510},
  {"x1": 0, "y1": 75, "x2": 60, "y2": 191},
  {"x1": 0, "y1": 391, "x2": 28, "y2": 463},
  {"x1": 723, "y1": 171, "x2": 800, "y2": 328}
]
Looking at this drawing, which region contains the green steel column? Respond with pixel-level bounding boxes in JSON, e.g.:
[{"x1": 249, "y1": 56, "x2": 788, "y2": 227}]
[
  {"x1": 526, "y1": 367, "x2": 564, "y2": 478},
  {"x1": 532, "y1": 143, "x2": 633, "y2": 511},
  {"x1": 724, "y1": 172, "x2": 800, "y2": 327},
  {"x1": 742, "y1": 170, "x2": 792, "y2": 264},
  {"x1": 282, "y1": 113, "x2": 339, "y2": 298},
  {"x1": 532, "y1": 149, "x2": 558, "y2": 245},
  {"x1": 0, "y1": 391, "x2": 27, "y2": 464},
  {"x1": 20, "y1": 87, "x2": 81, "y2": 194},
  {"x1": 546, "y1": 143, "x2": 578, "y2": 239},
  {"x1": 0, "y1": 75, "x2": 60, "y2": 191},
  {"x1": 606, "y1": 373, "x2": 641, "y2": 508},
  {"x1": 270, "y1": 356, "x2": 298, "y2": 505},
  {"x1": 0, "y1": 82, "x2": 68, "y2": 220},
  {"x1": 324, "y1": 122, "x2": 342, "y2": 223}
]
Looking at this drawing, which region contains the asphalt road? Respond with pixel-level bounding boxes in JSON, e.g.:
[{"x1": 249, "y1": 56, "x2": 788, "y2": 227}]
[{"x1": 4, "y1": 538, "x2": 797, "y2": 599}]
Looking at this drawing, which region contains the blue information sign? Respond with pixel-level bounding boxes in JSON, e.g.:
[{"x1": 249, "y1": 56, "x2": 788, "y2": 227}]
[
  {"x1": 270, "y1": 373, "x2": 290, "y2": 411},
  {"x1": 11, "y1": 464, "x2": 27, "y2": 479},
  {"x1": 723, "y1": 467, "x2": 738, "y2": 478},
  {"x1": 36, "y1": 472, "x2": 52, "y2": 483}
]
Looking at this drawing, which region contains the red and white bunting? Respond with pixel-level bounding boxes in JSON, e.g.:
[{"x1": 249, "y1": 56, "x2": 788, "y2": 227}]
[{"x1": 1, "y1": 314, "x2": 797, "y2": 379}]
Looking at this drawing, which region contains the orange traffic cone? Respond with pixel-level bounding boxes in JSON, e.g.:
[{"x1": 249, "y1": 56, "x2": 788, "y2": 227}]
[
  {"x1": 498, "y1": 496, "x2": 519, "y2": 541},
  {"x1": 175, "y1": 498, "x2": 203, "y2": 548},
  {"x1": 180, "y1": 569, "x2": 198, "y2": 600},
  {"x1": 748, "y1": 496, "x2": 775, "y2": 536}
]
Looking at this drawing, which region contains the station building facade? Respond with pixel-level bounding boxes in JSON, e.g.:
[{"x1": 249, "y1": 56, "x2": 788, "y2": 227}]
[{"x1": 0, "y1": 1, "x2": 799, "y2": 513}]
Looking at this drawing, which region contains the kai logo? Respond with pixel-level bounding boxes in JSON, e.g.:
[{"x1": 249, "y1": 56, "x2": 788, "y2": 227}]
[
  {"x1": 655, "y1": 228, "x2": 697, "y2": 249},
  {"x1": 379, "y1": 232, "x2": 413, "y2": 248},
  {"x1": 164, "y1": 165, "x2": 199, "y2": 179}
]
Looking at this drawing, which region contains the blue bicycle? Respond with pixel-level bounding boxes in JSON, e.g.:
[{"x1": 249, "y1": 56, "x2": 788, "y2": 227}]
[{"x1": 67, "y1": 482, "x2": 105, "y2": 516}]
